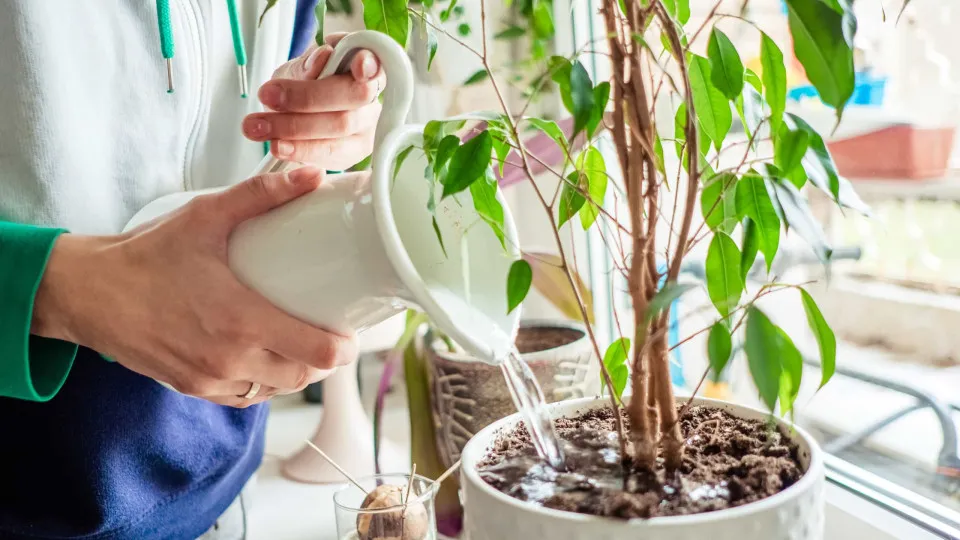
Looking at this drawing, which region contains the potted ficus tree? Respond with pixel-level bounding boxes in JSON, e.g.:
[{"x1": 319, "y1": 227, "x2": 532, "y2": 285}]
[{"x1": 267, "y1": 0, "x2": 879, "y2": 537}]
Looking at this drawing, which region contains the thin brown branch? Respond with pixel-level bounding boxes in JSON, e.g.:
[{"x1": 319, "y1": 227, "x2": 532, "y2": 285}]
[
  {"x1": 659, "y1": 3, "x2": 701, "y2": 289},
  {"x1": 683, "y1": 0, "x2": 725, "y2": 53},
  {"x1": 409, "y1": 9, "x2": 483, "y2": 60},
  {"x1": 479, "y1": 0, "x2": 628, "y2": 459}
]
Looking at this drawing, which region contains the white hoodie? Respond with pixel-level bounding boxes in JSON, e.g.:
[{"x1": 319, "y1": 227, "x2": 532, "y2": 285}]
[{"x1": 0, "y1": 0, "x2": 298, "y2": 234}]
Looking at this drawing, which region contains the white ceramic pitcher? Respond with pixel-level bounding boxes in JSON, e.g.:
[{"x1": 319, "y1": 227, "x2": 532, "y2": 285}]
[{"x1": 124, "y1": 31, "x2": 521, "y2": 362}]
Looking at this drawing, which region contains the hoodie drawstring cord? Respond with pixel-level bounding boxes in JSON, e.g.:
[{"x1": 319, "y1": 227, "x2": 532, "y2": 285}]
[
  {"x1": 156, "y1": 0, "x2": 250, "y2": 97},
  {"x1": 225, "y1": 0, "x2": 249, "y2": 98},
  {"x1": 156, "y1": 0, "x2": 175, "y2": 93}
]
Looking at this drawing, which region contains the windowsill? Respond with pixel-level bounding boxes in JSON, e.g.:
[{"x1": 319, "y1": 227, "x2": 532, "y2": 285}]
[
  {"x1": 825, "y1": 454, "x2": 960, "y2": 539},
  {"x1": 826, "y1": 481, "x2": 948, "y2": 540}
]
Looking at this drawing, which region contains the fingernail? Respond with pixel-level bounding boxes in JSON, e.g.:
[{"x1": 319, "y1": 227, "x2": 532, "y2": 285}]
[
  {"x1": 361, "y1": 54, "x2": 379, "y2": 80},
  {"x1": 288, "y1": 166, "x2": 320, "y2": 186},
  {"x1": 276, "y1": 140, "x2": 295, "y2": 158},
  {"x1": 306, "y1": 46, "x2": 332, "y2": 73},
  {"x1": 243, "y1": 117, "x2": 270, "y2": 138},
  {"x1": 259, "y1": 83, "x2": 286, "y2": 109}
]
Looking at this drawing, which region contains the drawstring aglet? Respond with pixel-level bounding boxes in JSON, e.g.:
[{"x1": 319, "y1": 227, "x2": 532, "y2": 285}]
[
  {"x1": 238, "y1": 64, "x2": 249, "y2": 99},
  {"x1": 165, "y1": 58, "x2": 175, "y2": 93}
]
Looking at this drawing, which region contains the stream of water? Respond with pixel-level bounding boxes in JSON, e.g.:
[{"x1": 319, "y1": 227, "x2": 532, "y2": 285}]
[
  {"x1": 496, "y1": 345, "x2": 565, "y2": 468},
  {"x1": 426, "y1": 285, "x2": 565, "y2": 468}
]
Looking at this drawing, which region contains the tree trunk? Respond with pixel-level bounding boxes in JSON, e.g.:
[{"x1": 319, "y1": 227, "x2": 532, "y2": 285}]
[{"x1": 648, "y1": 322, "x2": 684, "y2": 470}]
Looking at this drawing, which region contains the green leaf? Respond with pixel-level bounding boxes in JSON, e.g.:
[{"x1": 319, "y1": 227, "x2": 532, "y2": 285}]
[
  {"x1": 362, "y1": 0, "x2": 410, "y2": 46},
  {"x1": 674, "y1": 103, "x2": 687, "y2": 158},
  {"x1": 457, "y1": 23, "x2": 471, "y2": 36},
  {"x1": 434, "y1": 135, "x2": 460, "y2": 176},
  {"x1": 558, "y1": 172, "x2": 586, "y2": 228},
  {"x1": 757, "y1": 165, "x2": 785, "y2": 222},
  {"x1": 745, "y1": 68, "x2": 763, "y2": 93},
  {"x1": 769, "y1": 179, "x2": 832, "y2": 262},
  {"x1": 661, "y1": 0, "x2": 690, "y2": 24},
  {"x1": 314, "y1": 1, "x2": 327, "y2": 47},
  {"x1": 392, "y1": 145, "x2": 414, "y2": 187},
  {"x1": 439, "y1": 0, "x2": 458, "y2": 21},
  {"x1": 741, "y1": 217, "x2": 760, "y2": 282},
  {"x1": 677, "y1": 0, "x2": 690, "y2": 24},
  {"x1": 422, "y1": 120, "x2": 441, "y2": 151},
  {"x1": 701, "y1": 173, "x2": 738, "y2": 234},
  {"x1": 259, "y1": 0, "x2": 280, "y2": 26},
  {"x1": 464, "y1": 69, "x2": 489, "y2": 86},
  {"x1": 423, "y1": 119, "x2": 458, "y2": 156},
  {"x1": 689, "y1": 55, "x2": 732, "y2": 152},
  {"x1": 531, "y1": 0, "x2": 555, "y2": 39},
  {"x1": 432, "y1": 216, "x2": 447, "y2": 257},
  {"x1": 588, "y1": 82, "x2": 611, "y2": 137},
  {"x1": 776, "y1": 326, "x2": 804, "y2": 417},
  {"x1": 442, "y1": 130, "x2": 493, "y2": 198},
  {"x1": 602, "y1": 338, "x2": 630, "y2": 399},
  {"x1": 736, "y1": 175, "x2": 781, "y2": 273},
  {"x1": 470, "y1": 172, "x2": 506, "y2": 250},
  {"x1": 648, "y1": 282, "x2": 697, "y2": 321},
  {"x1": 526, "y1": 118, "x2": 567, "y2": 149},
  {"x1": 775, "y1": 123, "x2": 811, "y2": 176},
  {"x1": 785, "y1": 0, "x2": 856, "y2": 121},
  {"x1": 491, "y1": 131, "x2": 511, "y2": 175},
  {"x1": 786, "y1": 113, "x2": 870, "y2": 214},
  {"x1": 507, "y1": 259, "x2": 533, "y2": 314},
  {"x1": 578, "y1": 147, "x2": 607, "y2": 230},
  {"x1": 736, "y1": 85, "x2": 764, "y2": 145},
  {"x1": 567, "y1": 61, "x2": 596, "y2": 138},
  {"x1": 426, "y1": 26, "x2": 439, "y2": 70},
  {"x1": 760, "y1": 34, "x2": 787, "y2": 133},
  {"x1": 663, "y1": 0, "x2": 678, "y2": 18},
  {"x1": 799, "y1": 288, "x2": 836, "y2": 389},
  {"x1": 496, "y1": 26, "x2": 526, "y2": 39},
  {"x1": 707, "y1": 322, "x2": 733, "y2": 376},
  {"x1": 550, "y1": 57, "x2": 575, "y2": 112},
  {"x1": 349, "y1": 154, "x2": 373, "y2": 171},
  {"x1": 674, "y1": 103, "x2": 711, "y2": 168},
  {"x1": 653, "y1": 134, "x2": 665, "y2": 174},
  {"x1": 745, "y1": 306, "x2": 783, "y2": 411},
  {"x1": 706, "y1": 231, "x2": 743, "y2": 317},
  {"x1": 707, "y1": 28, "x2": 745, "y2": 100},
  {"x1": 786, "y1": 165, "x2": 808, "y2": 190}
]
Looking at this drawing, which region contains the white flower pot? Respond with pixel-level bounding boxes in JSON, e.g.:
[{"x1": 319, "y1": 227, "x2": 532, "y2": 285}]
[{"x1": 459, "y1": 396, "x2": 825, "y2": 540}]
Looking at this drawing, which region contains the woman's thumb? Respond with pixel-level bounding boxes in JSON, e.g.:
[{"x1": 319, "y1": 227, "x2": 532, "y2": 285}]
[{"x1": 213, "y1": 167, "x2": 323, "y2": 227}]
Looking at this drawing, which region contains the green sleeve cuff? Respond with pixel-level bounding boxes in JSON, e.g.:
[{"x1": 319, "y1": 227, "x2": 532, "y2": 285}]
[{"x1": 0, "y1": 222, "x2": 78, "y2": 401}]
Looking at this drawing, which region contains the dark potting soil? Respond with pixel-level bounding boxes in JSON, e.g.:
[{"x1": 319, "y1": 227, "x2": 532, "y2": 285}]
[
  {"x1": 477, "y1": 405, "x2": 803, "y2": 519},
  {"x1": 514, "y1": 326, "x2": 584, "y2": 355}
]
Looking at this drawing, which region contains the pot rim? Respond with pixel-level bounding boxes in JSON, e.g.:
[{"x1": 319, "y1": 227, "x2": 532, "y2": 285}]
[
  {"x1": 427, "y1": 319, "x2": 590, "y2": 362},
  {"x1": 460, "y1": 395, "x2": 824, "y2": 527}
]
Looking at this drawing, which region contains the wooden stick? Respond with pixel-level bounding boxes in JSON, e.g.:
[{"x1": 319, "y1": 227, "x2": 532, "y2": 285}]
[
  {"x1": 432, "y1": 459, "x2": 461, "y2": 486},
  {"x1": 303, "y1": 440, "x2": 368, "y2": 494},
  {"x1": 403, "y1": 463, "x2": 417, "y2": 504}
]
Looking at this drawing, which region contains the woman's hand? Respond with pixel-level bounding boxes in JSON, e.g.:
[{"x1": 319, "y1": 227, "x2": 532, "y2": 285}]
[
  {"x1": 242, "y1": 33, "x2": 384, "y2": 170},
  {"x1": 31, "y1": 167, "x2": 357, "y2": 408}
]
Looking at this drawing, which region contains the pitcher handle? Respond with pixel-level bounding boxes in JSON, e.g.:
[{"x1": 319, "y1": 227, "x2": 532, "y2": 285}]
[{"x1": 251, "y1": 31, "x2": 415, "y2": 175}]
